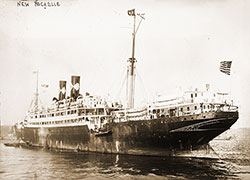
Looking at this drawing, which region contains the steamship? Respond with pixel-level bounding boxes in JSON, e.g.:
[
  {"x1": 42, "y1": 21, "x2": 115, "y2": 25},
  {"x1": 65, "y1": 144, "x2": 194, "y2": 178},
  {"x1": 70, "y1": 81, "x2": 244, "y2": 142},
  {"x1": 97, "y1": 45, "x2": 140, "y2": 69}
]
[{"x1": 15, "y1": 9, "x2": 238, "y2": 156}]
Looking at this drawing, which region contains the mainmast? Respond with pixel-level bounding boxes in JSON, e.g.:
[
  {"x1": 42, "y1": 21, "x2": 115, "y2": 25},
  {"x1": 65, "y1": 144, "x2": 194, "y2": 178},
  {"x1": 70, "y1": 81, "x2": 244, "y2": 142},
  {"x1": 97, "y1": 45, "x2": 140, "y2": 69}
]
[{"x1": 127, "y1": 9, "x2": 145, "y2": 109}]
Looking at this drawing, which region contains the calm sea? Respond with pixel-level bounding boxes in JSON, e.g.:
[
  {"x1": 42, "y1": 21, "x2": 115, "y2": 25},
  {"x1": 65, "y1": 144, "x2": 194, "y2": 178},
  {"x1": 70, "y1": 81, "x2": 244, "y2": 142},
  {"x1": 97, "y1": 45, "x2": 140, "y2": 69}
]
[{"x1": 1, "y1": 128, "x2": 250, "y2": 180}]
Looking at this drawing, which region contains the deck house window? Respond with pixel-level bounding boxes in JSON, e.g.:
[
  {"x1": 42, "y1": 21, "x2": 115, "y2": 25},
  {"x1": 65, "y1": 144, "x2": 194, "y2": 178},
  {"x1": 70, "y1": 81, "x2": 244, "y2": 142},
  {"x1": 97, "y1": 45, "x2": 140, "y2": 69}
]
[
  {"x1": 169, "y1": 109, "x2": 175, "y2": 116},
  {"x1": 187, "y1": 107, "x2": 190, "y2": 111},
  {"x1": 191, "y1": 94, "x2": 193, "y2": 98},
  {"x1": 195, "y1": 106, "x2": 197, "y2": 110}
]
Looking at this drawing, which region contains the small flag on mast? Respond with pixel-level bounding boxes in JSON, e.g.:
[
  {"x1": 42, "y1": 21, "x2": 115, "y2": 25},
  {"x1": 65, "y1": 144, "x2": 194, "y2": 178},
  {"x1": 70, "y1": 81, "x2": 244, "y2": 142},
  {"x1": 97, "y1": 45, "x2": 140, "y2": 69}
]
[
  {"x1": 128, "y1": 9, "x2": 135, "y2": 16},
  {"x1": 220, "y1": 61, "x2": 232, "y2": 75}
]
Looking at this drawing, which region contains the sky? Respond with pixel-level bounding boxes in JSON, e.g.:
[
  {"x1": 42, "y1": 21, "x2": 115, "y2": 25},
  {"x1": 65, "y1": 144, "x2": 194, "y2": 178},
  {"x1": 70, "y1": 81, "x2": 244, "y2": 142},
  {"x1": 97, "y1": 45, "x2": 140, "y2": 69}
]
[{"x1": 0, "y1": 0, "x2": 250, "y2": 128}]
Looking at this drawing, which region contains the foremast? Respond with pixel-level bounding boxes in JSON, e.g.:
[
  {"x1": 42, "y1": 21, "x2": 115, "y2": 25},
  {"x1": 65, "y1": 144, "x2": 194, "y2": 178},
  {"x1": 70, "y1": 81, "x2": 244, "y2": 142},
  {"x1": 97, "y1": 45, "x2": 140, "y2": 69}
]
[
  {"x1": 29, "y1": 70, "x2": 40, "y2": 113},
  {"x1": 127, "y1": 9, "x2": 145, "y2": 109},
  {"x1": 34, "y1": 70, "x2": 39, "y2": 112}
]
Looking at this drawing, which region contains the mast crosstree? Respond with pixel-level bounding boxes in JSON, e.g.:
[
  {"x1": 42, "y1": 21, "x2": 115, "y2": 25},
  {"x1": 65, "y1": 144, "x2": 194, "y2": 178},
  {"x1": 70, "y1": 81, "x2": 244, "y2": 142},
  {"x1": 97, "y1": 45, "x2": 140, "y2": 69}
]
[{"x1": 127, "y1": 9, "x2": 145, "y2": 109}]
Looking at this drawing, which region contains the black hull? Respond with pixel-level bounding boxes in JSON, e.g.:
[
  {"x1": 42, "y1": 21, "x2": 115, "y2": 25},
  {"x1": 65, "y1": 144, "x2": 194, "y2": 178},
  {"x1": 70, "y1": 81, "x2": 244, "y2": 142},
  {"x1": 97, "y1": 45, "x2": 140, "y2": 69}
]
[{"x1": 20, "y1": 111, "x2": 238, "y2": 156}]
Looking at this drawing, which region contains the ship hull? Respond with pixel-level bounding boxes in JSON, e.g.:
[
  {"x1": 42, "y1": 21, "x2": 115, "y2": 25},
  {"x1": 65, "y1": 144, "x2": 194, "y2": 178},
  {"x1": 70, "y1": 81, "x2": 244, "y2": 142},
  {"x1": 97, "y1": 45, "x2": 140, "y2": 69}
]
[{"x1": 21, "y1": 111, "x2": 238, "y2": 156}]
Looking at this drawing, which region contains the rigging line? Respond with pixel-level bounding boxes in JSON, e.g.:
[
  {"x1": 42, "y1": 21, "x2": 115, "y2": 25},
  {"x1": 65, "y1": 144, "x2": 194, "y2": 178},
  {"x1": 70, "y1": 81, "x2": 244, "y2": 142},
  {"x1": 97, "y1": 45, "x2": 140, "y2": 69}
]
[
  {"x1": 135, "y1": 18, "x2": 143, "y2": 35},
  {"x1": 115, "y1": 71, "x2": 127, "y2": 100},
  {"x1": 108, "y1": 66, "x2": 126, "y2": 95},
  {"x1": 29, "y1": 99, "x2": 34, "y2": 110},
  {"x1": 39, "y1": 99, "x2": 44, "y2": 109},
  {"x1": 108, "y1": 45, "x2": 130, "y2": 94},
  {"x1": 134, "y1": 37, "x2": 148, "y2": 104},
  {"x1": 135, "y1": 68, "x2": 149, "y2": 103}
]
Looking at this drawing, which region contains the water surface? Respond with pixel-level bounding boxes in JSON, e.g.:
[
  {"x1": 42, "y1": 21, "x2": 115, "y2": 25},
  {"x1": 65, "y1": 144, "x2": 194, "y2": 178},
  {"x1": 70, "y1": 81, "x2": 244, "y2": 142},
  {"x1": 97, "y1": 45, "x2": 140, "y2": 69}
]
[{"x1": 1, "y1": 128, "x2": 250, "y2": 180}]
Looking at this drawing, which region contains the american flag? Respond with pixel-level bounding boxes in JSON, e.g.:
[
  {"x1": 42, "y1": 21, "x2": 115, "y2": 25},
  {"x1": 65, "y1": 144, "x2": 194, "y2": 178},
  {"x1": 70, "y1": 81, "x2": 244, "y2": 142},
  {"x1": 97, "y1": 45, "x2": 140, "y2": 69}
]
[{"x1": 220, "y1": 61, "x2": 232, "y2": 75}]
